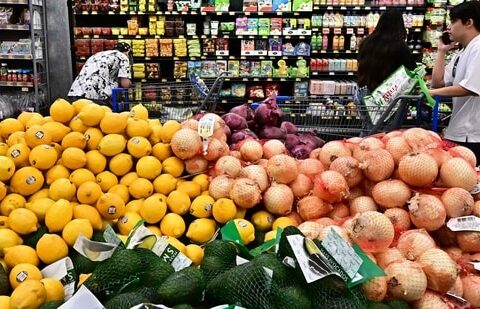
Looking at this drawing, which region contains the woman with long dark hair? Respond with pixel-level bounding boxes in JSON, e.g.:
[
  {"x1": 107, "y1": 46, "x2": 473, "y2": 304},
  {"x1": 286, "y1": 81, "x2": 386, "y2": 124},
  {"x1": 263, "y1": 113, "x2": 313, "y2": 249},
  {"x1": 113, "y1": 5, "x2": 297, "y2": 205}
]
[{"x1": 357, "y1": 9, "x2": 417, "y2": 92}]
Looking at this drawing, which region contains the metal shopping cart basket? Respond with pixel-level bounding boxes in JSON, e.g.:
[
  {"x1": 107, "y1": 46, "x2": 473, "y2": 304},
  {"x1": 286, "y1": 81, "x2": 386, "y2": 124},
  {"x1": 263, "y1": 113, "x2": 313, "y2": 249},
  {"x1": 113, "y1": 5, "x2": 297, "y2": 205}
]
[
  {"x1": 111, "y1": 72, "x2": 228, "y2": 123},
  {"x1": 270, "y1": 93, "x2": 425, "y2": 141}
]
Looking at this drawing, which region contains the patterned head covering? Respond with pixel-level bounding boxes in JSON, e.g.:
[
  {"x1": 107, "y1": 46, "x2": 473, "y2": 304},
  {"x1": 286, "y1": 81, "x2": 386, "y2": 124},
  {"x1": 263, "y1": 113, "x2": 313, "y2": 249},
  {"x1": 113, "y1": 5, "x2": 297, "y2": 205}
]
[{"x1": 114, "y1": 42, "x2": 131, "y2": 52}]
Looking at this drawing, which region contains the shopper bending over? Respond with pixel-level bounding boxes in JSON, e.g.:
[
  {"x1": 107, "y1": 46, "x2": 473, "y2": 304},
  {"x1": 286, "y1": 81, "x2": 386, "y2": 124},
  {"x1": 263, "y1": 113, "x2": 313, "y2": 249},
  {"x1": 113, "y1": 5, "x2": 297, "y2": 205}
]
[
  {"x1": 68, "y1": 42, "x2": 132, "y2": 106},
  {"x1": 430, "y1": 1, "x2": 480, "y2": 165},
  {"x1": 357, "y1": 9, "x2": 417, "y2": 93}
]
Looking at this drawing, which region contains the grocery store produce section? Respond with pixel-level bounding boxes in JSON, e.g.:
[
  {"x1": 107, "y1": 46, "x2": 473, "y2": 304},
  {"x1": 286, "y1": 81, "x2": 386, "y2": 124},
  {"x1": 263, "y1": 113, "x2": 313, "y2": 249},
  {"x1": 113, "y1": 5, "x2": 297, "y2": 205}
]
[{"x1": 0, "y1": 97, "x2": 479, "y2": 308}]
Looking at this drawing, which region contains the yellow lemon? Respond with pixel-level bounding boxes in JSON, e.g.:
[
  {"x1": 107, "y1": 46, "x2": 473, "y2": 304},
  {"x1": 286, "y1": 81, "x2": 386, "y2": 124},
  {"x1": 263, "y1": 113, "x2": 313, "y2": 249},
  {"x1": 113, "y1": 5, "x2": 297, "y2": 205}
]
[
  {"x1": 0, "y1": 215, "x2": 8, "y2": 229},
  {"x1": 77, "y1": 273, "x2": 91, "y2": 287},
  {"x1": 0, "y1": 194, "x2": 26, "y2": 216},
  {"x1": 162, "y1": 157, "x2": 184, "y2": 178},
  {"x1": 96, "y1": 192, "x2": 126, "y2": 220},
  {"x1": 99, "y1": 112, "x2": 128, "y2": 134},
  {"x1": 45, "y1": 199, "x2": 73, "y2": 233},
  {"x1": 69, "y1": 168, "x2": 96, "y2": 187},
  {"x1": 127, "y1": 136, "x2": 152, "y2": 158},
  {"x1": 192, "y1": 174, "x2": 209, "y2": 192},
  {"x1": 165, "y1": 236, "x2": 186, "y2": 254},
  {"x1": 0, "y1": 142, "x2": 9, "y2": 156},
  {"x1": 272, "y1": 217, "x2": 295, "y2": 231},
  {"x1": 0, "y1": 295, "x2": 9, "y2": 309},
  {"x1": 24, "y1": 125, "x2": 52, "y2": 149},
  {"x1": 125, "y1": 199, "x2": 143, "y2": 213},
  {"x1": 128, "y1": 178, "x2": 153, "y2": 199},
  {"x1": 166, "y1": 190, "x2": 191, "y2": 215},
  {"x1": 27, "y1": 188, "x2": 50, "y2": 202},
  {"x1": 36, "y1": 233, "x2": 69, "y2": 264},
  {"x1": 107, "y1": 184, "x2": 130, "y2": 204},
  {"x1": 177, "y1": 181, "x2": 201, "y2": 199},
  {"x1": 28, "y1": 144, "x2": 57, "y2": 170},
  {"x1": 84, "y1": 127, "x2": 103, "y2": 151},
  {"x1": 130, "y1": 103, "x2": 149, "y2": 120},
  {"x1": 160, "y1": 213, "x2": 185, "y2": 238},
  {"x1": 0, "y1": 182, "x2": 5, "y2": 203},
  {"x1": 8, "y1": 208, "x2": 38, "y2": 235},
  {"x1": 61, "y1": 147, "x2": 87, "y2": 170},
  {"x1": 73, "y1": 204, "x2": 103, "y2": 230},
  {"x1": 45, "y1": 165, "x2": 70, "y2": 185},
  {"x1": 42, "y1": 121, "x2": 71, "y2": 143},
  {"x1": 186, "y1": 218, "x2": 217, "y2": 244},
  {"x1": 97, "y1": 134, "x2": 126, "y2": 157},
  {"x1": 0, "y1": 156, "x2": 15, "y2": 182},
  {"x1": 77, "y1": 103, "x2": 105, "y2": 127},
  {"x1": 85, "y1": 150, "x2": 107, "y2": 174},
  {"x1": 10, "y1": 166, "x2": 44, "y2": 196},
  {"x1": 212, "y1": 198, "x2": 237, "y2": 224},
  {"x1": 190, "y1": 195, "x2": 214, "y2": 218},
  {"x1": 9, "y1": 279, "x2": 46, "y2": 308},
  {"x1": 0, "y1": 228, "x2": 23, "y2": 255},
  {"x1": 17, "y1": 111, "x2": 38, "y2": 127},
  {"x1": 9, "y1": 263, "x2": 43, "y2": 289},
  {"x1": 153, "y1": 174, "x2": 177, "y2": 195},
  {"x1": 49, "y1": 142, "x2": 63, "y2": 157},
  {"x1": 119, "y1": 172, "x2": 138, "y2": 187},
  {"x1": 139, "y1": 194, "x2": 167, "y2": 224},
  {"x1": 152, "y1": 143, "x2": 173, "y2": 162},
  {"x1": 71, "y1": 98, "x2": 92, "y2": 114},
  {"x1": 264, "y1": 229, "x2": 280, "y2": 242},
  {"x1": 117, "y1": 212, "x2": 143, "y2": 236},
  {"x1": 25, "y1": 197, "x2": 55, "y2": 222},
  {"x1": 109, "y1": 153, "x2": 133, "y2": 176},
  {"x1": 62, "y1": 219, "x2": 93, "y2": 246},
  {"x1": 160, "y1": 120, "x2": 181, "y2": 143},
  {"x1": 50, "y1": 98, "x2": 75, "y2": 124},
  {"x1": 40, "y1": 278, "x2": 65, "y2": 302},
  {"x1": 126, "y1": 118, "x2": 151, "y2": 138},
  {"x1": 4, "y1": 245, "x2": 39, "y2": 269},
  {"x1": 136, "y1": 156, "x2": 162, "y2": 180},
  {"x1": 148, "y1": 124, "x2": 163, "y2": 145},
  {"x1": 95, "y1": 171, "x2": 118, "y2": 192},
  {"x1": 146, "y1": 225, "x2": 162, "y2": 236},
  {"x1": 0, "y1": 118, "x2": 24, "y2": 140},
  {"x1": 61, "y1": 131, "x2": 87, "y2": 149},
  {"x1": 25, "y1": 115, "x2": 46, "y2": 129},
  {"x1": 233, "y1": 219, "x2": 255, "y2": 245},
  {"x1": 7, "y1": 143, "x2": 30, "y2": 168},
  {"x1": 185, "y1": 244, "x2": 204, "y2": 265},
  {"x1": 251, "y1": 210, "x2": 275, "y2": 232},
  {"x1": 49, "y1": 178, "x2": 76, "y2": 201},
  {"x1": 6, "y1": 131, "x2": 26, "y2": 147}
]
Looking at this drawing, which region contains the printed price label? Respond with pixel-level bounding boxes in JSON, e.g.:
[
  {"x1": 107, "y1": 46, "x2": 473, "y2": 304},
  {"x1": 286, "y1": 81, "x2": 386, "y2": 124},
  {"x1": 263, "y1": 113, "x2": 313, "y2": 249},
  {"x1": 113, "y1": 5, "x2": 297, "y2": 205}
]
[
  {"x1": 152, "y1": 237, "x2": 192, "y2": 271},
  {"x1": 322, "y1": 28, "x2": 330, "y2": 34},
  {"x1": 322, "y1": 229, "x2": 363, "y2": 279},
  {"x1": 447, "y1": 216, "x2": 480, "y2": 232},
  {"x1": 73, "y1": 234, "x2": 118, "y2": 261},
  {"x1": 42, "y1": 257, "x2": 76, "y2": 300},
  {"x1": 198, "y1": 116, "x2": 215, "y2": 138}
]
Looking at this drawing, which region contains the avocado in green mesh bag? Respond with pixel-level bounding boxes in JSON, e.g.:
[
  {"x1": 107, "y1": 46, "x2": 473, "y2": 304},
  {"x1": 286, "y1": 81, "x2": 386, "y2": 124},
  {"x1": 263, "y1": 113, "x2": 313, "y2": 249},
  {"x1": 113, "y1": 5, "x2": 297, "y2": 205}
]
[
  {"x1": 205, "y1": 262, "x2": 273, "y2": 309},
  {"x1": 251, "y1": 253, "x2": 293, "y2": 287},
  {"x1": 201, "y1": 239, "x2": 237, "y2": 282},
  {"x1": 270, "y1": 284, "x2": 312, "y2": 309},
  {"x1": 204, "y1": 239, "x2": 238, "y2": 259},
  {"x1": 156, "y1": 266, "x2": 205, "y2": 307},
  {"x1": 366, "y1": 301, "x2": 391, "y2": 309},
  {"x1": 82, "y1": 248, "x2": 144, "y2": 300},
  {"x1": 385, "y1": 299, "x2": 410, "y2": 309},
  {"x1": 104, "y1": 292, "x2": 149, "y2": 309},
  {"x1": 39, "y1": 301, "x2": 63, "y2": 309},
  {"x1": 69, "y1": 249, "x2": 100, "y2": 275}
]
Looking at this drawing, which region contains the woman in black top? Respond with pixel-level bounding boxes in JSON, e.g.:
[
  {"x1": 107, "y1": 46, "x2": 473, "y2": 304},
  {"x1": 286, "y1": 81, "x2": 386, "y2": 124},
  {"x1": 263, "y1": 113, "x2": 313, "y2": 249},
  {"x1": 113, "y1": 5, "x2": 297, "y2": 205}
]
[{"x1": 357, "y1": 9, "x2": 417, "y2": 92}]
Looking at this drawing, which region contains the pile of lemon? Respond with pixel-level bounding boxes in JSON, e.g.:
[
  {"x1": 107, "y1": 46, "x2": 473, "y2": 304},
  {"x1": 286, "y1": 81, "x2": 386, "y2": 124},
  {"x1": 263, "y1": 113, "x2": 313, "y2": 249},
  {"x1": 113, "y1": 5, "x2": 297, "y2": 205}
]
[{"x1": 0, "y1": 98, "x2": 297, "y2": 308}]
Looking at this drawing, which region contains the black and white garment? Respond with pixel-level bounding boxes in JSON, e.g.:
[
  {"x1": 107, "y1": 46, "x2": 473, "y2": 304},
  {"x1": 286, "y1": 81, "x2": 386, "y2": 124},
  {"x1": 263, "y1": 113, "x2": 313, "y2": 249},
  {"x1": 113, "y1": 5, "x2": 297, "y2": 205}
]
[{"x1": 68, "y1": 50, "x2": 131, "y2": 101}]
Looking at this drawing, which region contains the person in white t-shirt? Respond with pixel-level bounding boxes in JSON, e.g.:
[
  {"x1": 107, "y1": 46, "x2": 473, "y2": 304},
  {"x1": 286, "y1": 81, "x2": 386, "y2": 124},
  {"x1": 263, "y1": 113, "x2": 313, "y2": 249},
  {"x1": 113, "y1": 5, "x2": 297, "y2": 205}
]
[
  {"x1": 430, "y1": 1, "x2": 480, "y2": 165},
  {"x1": 68, "y1": 42, "x2": 132, "y2": 106}
]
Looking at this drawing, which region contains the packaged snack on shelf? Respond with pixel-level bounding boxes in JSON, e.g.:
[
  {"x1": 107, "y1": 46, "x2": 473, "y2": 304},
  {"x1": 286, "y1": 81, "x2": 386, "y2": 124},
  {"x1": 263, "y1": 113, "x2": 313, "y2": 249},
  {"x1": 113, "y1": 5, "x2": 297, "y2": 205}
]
[
  {"x1": 265, "y1": 82, "x2": 280, "y2": 96},
  {"x1": 145, "y1": 39, "x2": 159, "y2": 57},
  {"x1": 149, "y1": 16, "x2": 157, "y2": 35},
  {"x1": 258, "y1": 18, "x2": 270, "y2": 36},
  {"x1": 173, "y1": 38, "x2": 187, "y2": 57},
  {"x1": 282, "y1": 41, "x2": 295, "y2": 56},
  {"x1": 146, "y1": 63, "x2": 160, "y2": 79},
  {"x1": 295, "y1": 41, "x2": 310, "y2": 56},
  {"x1": 232, "y1": 83, "x2": 246, "y2": 97},
  {"x1": 220, "y1": 86, "x2": 232, "y2": 97},
  {"x1": 250, "y1": 61, "x2": 261, "y2": 77},
  {"x1": 273, "y1": 0, "x2": 291, "y2": 11},
  {"x1": 104, "y1": 39, "x2": 116, "y2": 50},
  {"x1": 215, "y1": 0, "x2": 230, "y2": 11},
  {"x1": 175, "y1": 0, "x2": 190, "y2": 11},
  {"x1": 74, "y1": 39, "x2": 90, "y2": 57},
  {"x1": 228, "y1": 60, "x2": 240, "y2": 77},
  {"x1": 293, "y1": 0, "x2": 312, "y2": 11},
  {"x1": 240, "y1": 60, "x2": 251, "y2": 77},
  {"x1": 258, "y1": 0, "x2": 273, "y2": 11},
  {"x1": 255, "y1": 40, "x2": 268, "y2": 53},
  {"x1": 188, "y1": 60, "x2": 201, "y2": 75},
  {"x1": 132, "y1": 39, "x2": 145, "y2": 57},
  {"x1": 294, "y1": 81, "x2": 309, "y2": 96},
  {"x1": 241, "y1": 39, "x2": 255, "y2": 55},
  {"x1": 220, "y1": 21, "x2": 235, "y2": 33},
  {"x1": 173, "y1": 61, "x2": 187, "y2": 79},
  {"x1": 203, "y1": 38, "x2": 216, "y2": 55},
  {"x1": 90, "y1": 39, "x2": 105, "y2": 54},
  {"x1": 243, "y1": 0, "x2": 258, "y2": 11},
  {"x1": 260, "y1": 60, "x2": 273, "y2": 77},
  {"x1": 247, "y1": 18, "x2": 258, "y2": 35},
  {"x1": 201, "y1": 60, "x2": 216, "y2": 77},
  {"x1": 156, "y1": 17, "x2": 165, "y2": 35},
  {"x1": 247, "y1": 85, "x2": 265, "y2": 99},
  {"x1": 216, "y1": 60, "x2": 227, "y2": 74},
  {"x1": 215, "y1": 38, "x2": 229, "y2": 55},
  {"x1": 175, "y1": 19, "x2": 185, "y2": 36},
  {"x1": 186, "y1": 23, "x2": 196, "y2": 36},
  {"x1": 187, "y1": 39, "x2": 201, "y2": 57},
  {"x1": 270, "y1": 17, "x2": 282, "y2": 35},
  {"x1": 268, "y1": 37, "x2": 282, "y2": 56},
  {"x1": 235, "y1": 17, "x2": 248, "y2": 35},
  {"x1": 159, "y1": 39, "x2": 173, "y2": 57}
]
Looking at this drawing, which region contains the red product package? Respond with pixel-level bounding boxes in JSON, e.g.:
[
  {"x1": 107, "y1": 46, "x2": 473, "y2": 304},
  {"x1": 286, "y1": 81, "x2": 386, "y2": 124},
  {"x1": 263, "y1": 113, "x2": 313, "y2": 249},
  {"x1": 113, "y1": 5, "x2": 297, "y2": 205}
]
[
  {"x1": 247, "y1": 85, "x2": 265, "y2": 99},
  {"x1": 265, "y1": 83, "x2": 280, "y2": 97}
]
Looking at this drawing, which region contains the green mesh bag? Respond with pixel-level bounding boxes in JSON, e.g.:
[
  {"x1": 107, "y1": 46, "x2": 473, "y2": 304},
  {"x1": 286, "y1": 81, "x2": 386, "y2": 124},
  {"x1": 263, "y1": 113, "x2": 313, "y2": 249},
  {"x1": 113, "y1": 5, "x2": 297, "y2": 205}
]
[
  {"x1": 201, "y1": 240, "x2": 238, "y2": 283},
  {"x1": 103, "y1": 292, "x2": 149, "y2": 309}
]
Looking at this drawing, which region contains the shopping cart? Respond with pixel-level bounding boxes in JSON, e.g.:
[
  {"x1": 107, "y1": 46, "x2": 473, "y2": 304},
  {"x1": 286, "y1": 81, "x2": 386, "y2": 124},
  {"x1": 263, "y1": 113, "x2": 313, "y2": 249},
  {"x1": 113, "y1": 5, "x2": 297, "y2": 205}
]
[
  {"x1": 111, "y1": 72, "x2": 228, "y2": 123},
  {"x1": 255, "y1": 93, "x2": 426, "y2": 141}
]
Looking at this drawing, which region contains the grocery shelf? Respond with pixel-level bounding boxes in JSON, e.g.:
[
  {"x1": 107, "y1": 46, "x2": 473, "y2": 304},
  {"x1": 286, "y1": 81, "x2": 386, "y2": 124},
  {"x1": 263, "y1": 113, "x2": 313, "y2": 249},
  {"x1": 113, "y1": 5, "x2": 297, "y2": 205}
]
[
  {"x1": 311, "y1": 71, "x2": 356, "y2": 76},
  {"x1": 314, "y1": 4, "x2": 425, "y2": 11},
  {"x1": 0, "y1": 54, "x2": 33, "y2": 60},
  {"x1": 0, "y1": 81, "x2": 34, "y2": 88},
  {"x1": 75, "y1": 33, "x2": 311, "y2": 40},
  {"x1": 73, "y1": 10, "x2": 316, "y2": 16},
  {"x1": 0, "y1": 0, "x2": 28, "y2": 4},
  {"x1": 0, "y1": 24, "x2": 29, "y2": 30}
]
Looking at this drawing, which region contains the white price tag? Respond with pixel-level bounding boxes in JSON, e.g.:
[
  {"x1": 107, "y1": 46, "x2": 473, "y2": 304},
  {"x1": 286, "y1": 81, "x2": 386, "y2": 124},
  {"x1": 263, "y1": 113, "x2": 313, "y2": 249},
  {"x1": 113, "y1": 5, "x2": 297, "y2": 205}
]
[
  {"x1": 198, "y1": 116, "x2": 215, "y2": 138},
  {"x1": 152, "y1": 236, "x2": 192, "y2": 271},
  {"x1": 58, "y1": 285, "x2": 103, "y2": 309},
  {"x1": 322, "y1": 229, "x2": 362, "y2": 279},
  {"x1": 41, "y1": 257, "x2": 76, "y2": 300},
  {"x1": 447, "y1": 216, "x2": 480, "y2": 232},
  {"x1": 73, "y1": 234, "x2": 118, "y2": 262},
  {"x1": 236, "y1": 255, "x2": 250, "y2": 265}
]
